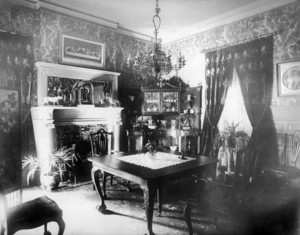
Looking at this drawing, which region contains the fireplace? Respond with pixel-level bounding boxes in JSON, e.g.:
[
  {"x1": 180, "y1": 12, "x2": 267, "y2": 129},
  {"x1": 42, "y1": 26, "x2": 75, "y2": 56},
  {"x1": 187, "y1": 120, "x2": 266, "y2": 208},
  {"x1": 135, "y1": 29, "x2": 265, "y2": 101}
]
[{"x1": 31, "y1": 62, "x2": 123, "y2": 173}]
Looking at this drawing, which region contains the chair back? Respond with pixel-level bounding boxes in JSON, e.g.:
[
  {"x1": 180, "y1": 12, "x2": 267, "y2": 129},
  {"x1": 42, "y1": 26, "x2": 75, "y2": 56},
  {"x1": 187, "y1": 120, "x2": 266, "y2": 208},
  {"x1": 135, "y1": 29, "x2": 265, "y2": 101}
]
[
  {"x1": 89, "y1": 128, "x2": 112, "y2": 156},
  {"x1": 0, "y1": 184, "x2": 22, "y2": 235},
  {"x1": 287, "y1": 131, "x2": 300, "y2": 168},
  {"x1": 215, "y1": 139, "x2": 260, "y2": 192},
  {"x1": 231, "y1": 140, "x2": 261, "y2": 192}
]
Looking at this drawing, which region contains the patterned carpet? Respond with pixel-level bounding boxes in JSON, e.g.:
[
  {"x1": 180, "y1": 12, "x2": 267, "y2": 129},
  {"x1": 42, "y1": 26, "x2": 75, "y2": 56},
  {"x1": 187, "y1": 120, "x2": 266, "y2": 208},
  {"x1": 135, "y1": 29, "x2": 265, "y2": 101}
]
[{"x1": 49, "y1": 175, "x2": 220, "y2": 235}]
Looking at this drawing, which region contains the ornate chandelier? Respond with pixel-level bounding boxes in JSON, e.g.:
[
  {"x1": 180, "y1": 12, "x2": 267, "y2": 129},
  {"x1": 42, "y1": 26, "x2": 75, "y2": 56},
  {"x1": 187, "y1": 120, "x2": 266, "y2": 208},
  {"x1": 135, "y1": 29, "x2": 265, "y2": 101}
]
[{"x1": 127, "y1": 0, "x2": 186, "y2": 84}]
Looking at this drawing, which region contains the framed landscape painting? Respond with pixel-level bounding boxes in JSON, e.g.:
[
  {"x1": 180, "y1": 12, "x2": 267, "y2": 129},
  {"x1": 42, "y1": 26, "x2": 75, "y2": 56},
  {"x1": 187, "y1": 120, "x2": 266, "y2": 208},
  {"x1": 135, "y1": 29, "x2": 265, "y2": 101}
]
[
  {"x1": 60, "y1": 35, "x2": 105, "y2": 69},
  {"x1": 277, "y1": 60, "x2": 300, "y2": 96},
  {"x1": 0, "y1": 88, "x2": 21, "y2": 190}
]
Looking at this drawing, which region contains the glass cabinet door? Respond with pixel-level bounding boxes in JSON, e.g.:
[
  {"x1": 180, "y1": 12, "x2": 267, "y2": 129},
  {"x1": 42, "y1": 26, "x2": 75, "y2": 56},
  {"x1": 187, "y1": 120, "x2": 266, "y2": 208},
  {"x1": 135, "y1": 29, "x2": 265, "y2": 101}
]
[
  {"x1": 162, "y1": 92, "x2": 179, "y2": 113},
  {"x1": 143, "y1": 92, "x2": 161, "y2": 113}
]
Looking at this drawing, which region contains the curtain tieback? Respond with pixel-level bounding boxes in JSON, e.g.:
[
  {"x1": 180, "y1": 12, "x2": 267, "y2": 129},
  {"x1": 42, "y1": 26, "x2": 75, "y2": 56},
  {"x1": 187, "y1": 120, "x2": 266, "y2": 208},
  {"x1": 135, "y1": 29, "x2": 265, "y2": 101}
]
[
  {"x1": 205, "y1": 111, "x2": 214, "y2": 129},
  {"x1": 253, "y1": 104, "x2": 268, "y2": 131}
]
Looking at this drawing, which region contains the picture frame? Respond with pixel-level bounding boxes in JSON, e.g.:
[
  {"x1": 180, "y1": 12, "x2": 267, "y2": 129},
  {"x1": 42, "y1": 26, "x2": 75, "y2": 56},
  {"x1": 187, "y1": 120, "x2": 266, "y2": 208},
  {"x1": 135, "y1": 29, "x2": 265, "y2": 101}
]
[
  {"x1": 0, "y1": 87, "x2": 22, "y2": 190},
  {"x1": 277, "y1": 60, "x2": 300, "y2": 96},
  {"x1": 60, "y1": 34, "x2": 105, "y2": 69}
]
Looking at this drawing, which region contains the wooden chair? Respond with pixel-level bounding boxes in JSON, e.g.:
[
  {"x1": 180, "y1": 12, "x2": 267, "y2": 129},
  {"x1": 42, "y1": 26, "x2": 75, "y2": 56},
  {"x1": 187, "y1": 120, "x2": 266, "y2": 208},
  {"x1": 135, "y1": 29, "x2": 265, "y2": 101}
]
[
  {"x1": 183, "y1": 141, "x2": 260, "y2": 235},
  {"x1": 262, "y1": 131, "x2": 300, "y2": 186},
  {"x1": 257, "y1": 131, "x2": 300, "y2": 235},
  {"x1": 0, "y1": 184, "x2": 65, "y2": 235},
  {"x1": 89, "y1": 128, "x2": 114, "y2": 197}
]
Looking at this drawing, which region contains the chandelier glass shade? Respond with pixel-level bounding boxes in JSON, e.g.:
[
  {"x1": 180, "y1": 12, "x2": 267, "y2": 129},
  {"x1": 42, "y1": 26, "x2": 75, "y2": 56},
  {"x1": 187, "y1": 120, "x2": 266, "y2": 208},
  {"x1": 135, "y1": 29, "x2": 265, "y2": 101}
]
[{"x1": 127, "y1": 0, "x2": 185, "y2": 81}]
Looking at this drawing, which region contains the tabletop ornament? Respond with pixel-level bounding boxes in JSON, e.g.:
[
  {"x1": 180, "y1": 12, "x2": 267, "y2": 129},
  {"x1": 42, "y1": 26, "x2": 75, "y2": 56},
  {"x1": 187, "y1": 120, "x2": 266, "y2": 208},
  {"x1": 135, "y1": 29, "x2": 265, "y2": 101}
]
[{"x1": 143, "y1": 140, "x2": 157, "y2": 159}]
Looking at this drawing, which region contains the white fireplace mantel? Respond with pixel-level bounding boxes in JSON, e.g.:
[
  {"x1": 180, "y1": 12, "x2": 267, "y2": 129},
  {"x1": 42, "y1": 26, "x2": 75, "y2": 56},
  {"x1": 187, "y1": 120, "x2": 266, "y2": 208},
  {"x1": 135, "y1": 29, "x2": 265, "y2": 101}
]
[{"x1": 32, "y1": 62, "x2": 123, "y2": 169}]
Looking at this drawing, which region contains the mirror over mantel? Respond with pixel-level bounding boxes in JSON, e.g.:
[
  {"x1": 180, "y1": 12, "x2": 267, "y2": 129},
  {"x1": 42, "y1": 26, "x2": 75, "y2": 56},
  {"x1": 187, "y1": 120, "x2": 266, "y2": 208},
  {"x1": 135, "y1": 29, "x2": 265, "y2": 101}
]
[{"x1": 35, "y1": 62, "x2": 120, "y2": 106}]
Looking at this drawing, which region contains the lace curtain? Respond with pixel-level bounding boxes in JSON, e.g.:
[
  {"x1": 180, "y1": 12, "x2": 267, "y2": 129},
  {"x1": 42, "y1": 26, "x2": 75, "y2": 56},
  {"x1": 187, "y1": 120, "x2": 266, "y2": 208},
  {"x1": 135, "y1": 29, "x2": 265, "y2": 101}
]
[{"x1": 217, "y1": 68, "x2": 252, "y2": 136}]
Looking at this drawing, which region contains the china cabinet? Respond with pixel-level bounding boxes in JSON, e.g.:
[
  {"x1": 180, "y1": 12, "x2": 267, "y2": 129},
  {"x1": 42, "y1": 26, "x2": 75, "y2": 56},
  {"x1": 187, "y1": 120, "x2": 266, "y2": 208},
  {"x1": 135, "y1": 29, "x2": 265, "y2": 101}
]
[{"x1": 128, "y1": 84, "x2": 201, "y2": 154}]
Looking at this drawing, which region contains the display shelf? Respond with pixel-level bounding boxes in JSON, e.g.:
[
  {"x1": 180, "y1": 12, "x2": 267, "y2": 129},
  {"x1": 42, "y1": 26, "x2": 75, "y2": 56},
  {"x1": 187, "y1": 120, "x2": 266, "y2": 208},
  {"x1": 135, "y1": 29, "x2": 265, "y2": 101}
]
[{"x1": 141, "y1": 86, "x2": 183, "y2": 116}]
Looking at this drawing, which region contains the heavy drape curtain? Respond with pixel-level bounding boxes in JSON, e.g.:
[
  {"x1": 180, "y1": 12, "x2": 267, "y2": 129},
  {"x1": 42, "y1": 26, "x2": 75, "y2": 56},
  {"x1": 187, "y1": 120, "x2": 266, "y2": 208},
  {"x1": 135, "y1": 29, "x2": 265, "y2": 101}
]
[
  {"x1": 200, "y1": 47, "x2": 235, "y2": 156},
  {"x1": 200, "y1": 37, "x2": 276, "y2": 168},
  {"x1": 235, "y1": 37, "x2": 277, "y2": 168},
  {"x1": 235, "y1": 37, "x2": 273, "y2": 130},
  {"x1": 0, "y1": 32, "x2": 35, "y2": 189}
]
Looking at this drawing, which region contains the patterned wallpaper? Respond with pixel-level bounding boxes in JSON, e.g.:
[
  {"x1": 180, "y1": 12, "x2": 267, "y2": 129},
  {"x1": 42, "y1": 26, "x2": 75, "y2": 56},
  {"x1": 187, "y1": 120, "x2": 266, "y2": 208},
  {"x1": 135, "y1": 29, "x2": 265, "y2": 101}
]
[
  {"x1": 39, "y1": 10, "x2": 153, "y2": 90},
  {"x1": 1, "y1": 2, "x2": 300, "y2": 106},
  {"x1": 164, "y1": 1, "x2": 300, "y2": 107},
  {"x1": 0, "y1": 6, "x2": 40, "y2": 86}
]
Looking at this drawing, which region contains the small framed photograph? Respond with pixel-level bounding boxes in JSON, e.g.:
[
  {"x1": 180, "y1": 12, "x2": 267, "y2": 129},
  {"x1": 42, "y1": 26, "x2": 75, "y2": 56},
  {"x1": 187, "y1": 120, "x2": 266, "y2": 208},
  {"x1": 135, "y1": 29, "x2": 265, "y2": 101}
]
[
  {"x1": 60, "y1": 34, "x2": 105, "y2": 69},
  {"x1": 277, "y1": 60, "x2": 300, "y2": 96}
]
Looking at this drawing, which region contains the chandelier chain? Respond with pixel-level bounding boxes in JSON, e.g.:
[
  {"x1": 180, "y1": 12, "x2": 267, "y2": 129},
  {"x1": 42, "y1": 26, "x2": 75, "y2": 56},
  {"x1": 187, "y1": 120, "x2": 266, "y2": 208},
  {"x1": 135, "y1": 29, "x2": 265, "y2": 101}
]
[{"x1": 126, "y1": 0, "x2": 186, "y2": 86}]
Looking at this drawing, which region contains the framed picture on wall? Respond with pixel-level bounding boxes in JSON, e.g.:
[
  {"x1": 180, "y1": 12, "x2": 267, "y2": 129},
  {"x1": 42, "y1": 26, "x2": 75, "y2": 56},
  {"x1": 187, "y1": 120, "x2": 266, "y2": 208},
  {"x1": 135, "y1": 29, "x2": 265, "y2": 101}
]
[
  {"x1": 60, "y1": 34, "x2": 105, "y2": 69},
  {"x1": 277, "y1": 60, "x2": 300, "y2": 96},
  {"x1": 0, "y1": 88, "x2": 21, "y2": 190}
]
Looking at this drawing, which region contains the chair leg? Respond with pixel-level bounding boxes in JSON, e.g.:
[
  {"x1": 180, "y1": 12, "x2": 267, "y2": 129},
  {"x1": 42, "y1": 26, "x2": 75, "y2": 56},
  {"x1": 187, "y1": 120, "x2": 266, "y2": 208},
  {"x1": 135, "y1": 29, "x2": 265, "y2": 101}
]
[
  {"x1": 110, "y1": 175, "x2": 114, "y2": 186},
  {"x1": 211, "y1": 216, "x2": 218, "y2": 230},
  {"x1": 43, "y1": 223, "x2": 51, "y2": 235},
  {"x1": 157, "y1": 186, "x2": 163, "y2": 217},
  {"x1": 126, "y1": 181, "x2": 132, "y2": 192},
  {"x1": 57, "y1": 217, "x2": 65, "y2": 235},
  {"x1": 91, "y1": 170, "x2": 96, "y2": 190},
  {"x1": 183, "y1": 203, "x2": 193, "y2": 235}
]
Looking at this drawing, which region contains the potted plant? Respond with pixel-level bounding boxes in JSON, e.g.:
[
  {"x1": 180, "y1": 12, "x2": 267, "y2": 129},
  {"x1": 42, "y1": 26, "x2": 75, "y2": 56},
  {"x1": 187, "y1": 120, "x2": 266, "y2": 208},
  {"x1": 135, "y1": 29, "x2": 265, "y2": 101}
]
[
  {"x1": 22, "y1": 146, "x2": 76, "y2": 190},
  {"x1": 213, "y1": 122, "x2": 250, "y2": 175}
]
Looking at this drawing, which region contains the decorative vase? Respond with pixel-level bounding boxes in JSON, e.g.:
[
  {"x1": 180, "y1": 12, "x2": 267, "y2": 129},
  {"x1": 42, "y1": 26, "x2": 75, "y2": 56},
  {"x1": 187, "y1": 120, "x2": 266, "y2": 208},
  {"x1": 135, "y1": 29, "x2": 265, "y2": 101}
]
[
  {"x1": 148, "y1": 151, "x2": 156, "y2": 160},
  {"x1": 40, "y1": 172, "x2": 60, "y2": 191}
]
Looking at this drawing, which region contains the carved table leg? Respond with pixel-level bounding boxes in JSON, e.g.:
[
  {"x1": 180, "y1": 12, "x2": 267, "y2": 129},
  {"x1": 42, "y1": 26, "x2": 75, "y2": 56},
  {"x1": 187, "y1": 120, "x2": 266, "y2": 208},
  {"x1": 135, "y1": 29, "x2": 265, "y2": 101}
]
[
  {"x1": 183, "y1": 203, "x2": 193, "y2": 235},
  {"x1": 157, "y1": 184, "x2": 163, "y2": 217},
  {"x1": 141, "y1": 184, "x2": 156, "y2": 235},
  {"x1": 103, "y1": 172, "x2": 109, "y2": 199},
  {"x1": 91, "y1": 166, "x2": 107, "y2": 212}
]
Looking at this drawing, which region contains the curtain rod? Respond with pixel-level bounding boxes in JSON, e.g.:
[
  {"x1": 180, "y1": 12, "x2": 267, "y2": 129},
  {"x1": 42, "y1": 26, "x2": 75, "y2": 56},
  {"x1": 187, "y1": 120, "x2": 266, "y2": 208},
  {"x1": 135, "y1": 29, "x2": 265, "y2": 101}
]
[
  {"x1": 200, "y1": 31, "x2": 278, "y2": 54},
  {"x1": 0, "y1": 29, "x2": 38, "y2": 38}
]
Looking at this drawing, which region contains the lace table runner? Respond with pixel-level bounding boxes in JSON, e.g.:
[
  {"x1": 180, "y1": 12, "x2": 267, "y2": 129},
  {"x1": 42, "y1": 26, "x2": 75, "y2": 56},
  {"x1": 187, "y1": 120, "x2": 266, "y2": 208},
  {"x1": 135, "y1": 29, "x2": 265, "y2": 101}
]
[{"x1": 116, "y1": 152, "x2": 195, "y2": 170}]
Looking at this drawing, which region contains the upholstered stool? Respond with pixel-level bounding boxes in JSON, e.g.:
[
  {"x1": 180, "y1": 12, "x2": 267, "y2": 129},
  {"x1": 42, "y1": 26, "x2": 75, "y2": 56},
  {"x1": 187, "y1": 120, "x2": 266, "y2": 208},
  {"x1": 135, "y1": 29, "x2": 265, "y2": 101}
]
[{"x1": 6, "y1": 196, "x2": 65, "y2": 235}]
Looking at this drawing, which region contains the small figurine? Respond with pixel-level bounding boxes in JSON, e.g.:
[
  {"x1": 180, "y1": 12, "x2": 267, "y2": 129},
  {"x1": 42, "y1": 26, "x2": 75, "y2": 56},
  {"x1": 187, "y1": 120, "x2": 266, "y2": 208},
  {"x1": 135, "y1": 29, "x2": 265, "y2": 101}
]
[{"x1": 42, "y1": 96, "x2": 63, "y2": 105}]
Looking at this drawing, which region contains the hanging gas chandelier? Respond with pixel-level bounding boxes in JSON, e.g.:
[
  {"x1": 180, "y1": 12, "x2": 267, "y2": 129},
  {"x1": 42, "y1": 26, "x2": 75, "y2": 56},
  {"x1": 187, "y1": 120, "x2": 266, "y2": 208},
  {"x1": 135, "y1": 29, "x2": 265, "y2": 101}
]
[{"x1": 127, "y1": 0, "x2": 186, "y2": 84}]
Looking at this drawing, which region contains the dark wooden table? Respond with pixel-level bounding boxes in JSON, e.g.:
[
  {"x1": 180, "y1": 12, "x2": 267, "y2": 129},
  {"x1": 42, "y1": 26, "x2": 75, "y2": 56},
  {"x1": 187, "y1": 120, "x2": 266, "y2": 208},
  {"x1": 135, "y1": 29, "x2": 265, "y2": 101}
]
[{"x1": 88, "y1": 152, "x2": 217, "y2": 235}]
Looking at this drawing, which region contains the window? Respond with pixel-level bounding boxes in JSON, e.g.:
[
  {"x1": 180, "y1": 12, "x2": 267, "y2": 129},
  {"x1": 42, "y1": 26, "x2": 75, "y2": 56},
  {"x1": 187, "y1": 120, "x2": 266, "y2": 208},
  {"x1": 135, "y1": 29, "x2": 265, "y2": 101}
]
[{"x1": 218, "y1": 68, "x2": 252, "y2": 136}]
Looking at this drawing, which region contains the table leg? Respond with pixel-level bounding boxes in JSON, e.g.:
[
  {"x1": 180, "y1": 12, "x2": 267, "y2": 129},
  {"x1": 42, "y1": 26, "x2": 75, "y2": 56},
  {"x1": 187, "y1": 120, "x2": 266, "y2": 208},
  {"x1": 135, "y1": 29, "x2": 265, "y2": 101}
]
[
  {"x1": 103, "y1": 172, "x2": 109, "y2": 199},
  {"x1": 183, "y1": 203, "x2": 193, "y2": 235},
  {"x1": 142, "y1": 184, "x2": 156, "y2": 235},
  {"x1": 157, "y1": 184, "x2": 163, "y2": 217},
  {"x1": 91, "y1": 166, "x2": 107, "y2": 212}
]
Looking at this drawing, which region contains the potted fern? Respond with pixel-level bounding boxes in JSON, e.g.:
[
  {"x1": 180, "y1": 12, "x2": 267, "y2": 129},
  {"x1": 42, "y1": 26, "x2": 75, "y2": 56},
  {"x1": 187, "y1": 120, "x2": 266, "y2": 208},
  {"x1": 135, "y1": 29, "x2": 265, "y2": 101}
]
[{"x1": 22, "y1": 146, "x2": 76, "y2": 190}]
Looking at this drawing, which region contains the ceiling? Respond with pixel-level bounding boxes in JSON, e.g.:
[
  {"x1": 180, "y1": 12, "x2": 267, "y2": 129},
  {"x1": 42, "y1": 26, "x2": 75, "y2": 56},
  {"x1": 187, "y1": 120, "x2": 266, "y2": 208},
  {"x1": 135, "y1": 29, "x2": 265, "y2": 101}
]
[{"x1": 35, "y1": 0, "x2": 294, "y2": 43}]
